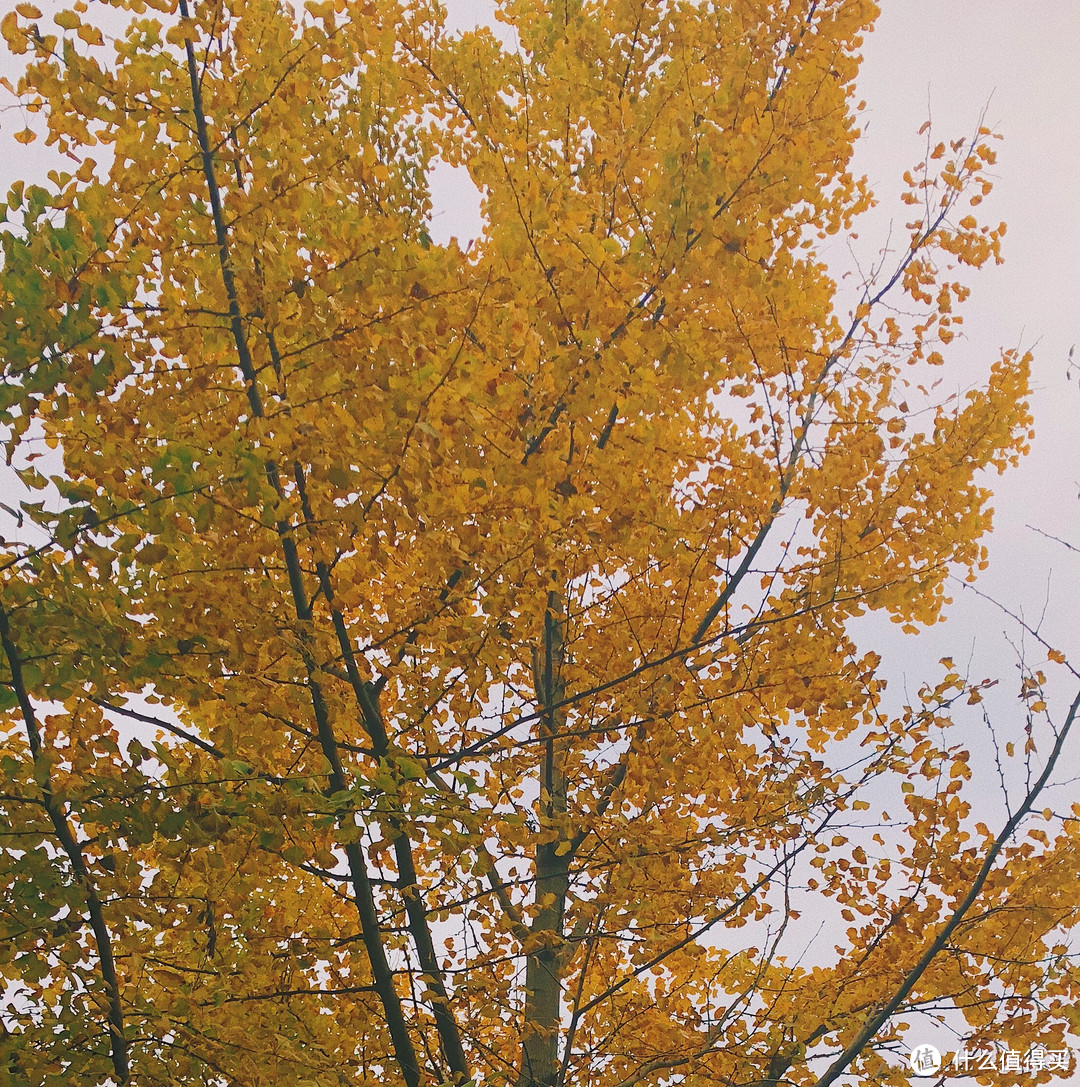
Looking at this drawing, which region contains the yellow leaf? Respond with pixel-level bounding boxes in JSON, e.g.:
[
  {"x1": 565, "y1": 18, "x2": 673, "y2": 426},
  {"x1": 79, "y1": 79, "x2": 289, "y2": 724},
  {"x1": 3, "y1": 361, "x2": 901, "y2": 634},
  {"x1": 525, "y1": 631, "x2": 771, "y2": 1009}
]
[{"x1": 0, "y1": 11, "x2": 18, "y2": 43}]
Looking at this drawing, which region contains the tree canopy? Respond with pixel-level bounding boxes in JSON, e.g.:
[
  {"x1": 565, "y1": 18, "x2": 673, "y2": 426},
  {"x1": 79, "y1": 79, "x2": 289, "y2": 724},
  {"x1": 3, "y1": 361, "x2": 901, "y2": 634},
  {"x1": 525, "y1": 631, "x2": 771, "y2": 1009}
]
[{"x1": 1, "y1": 0, "x2": 1078, "y2": 1084}]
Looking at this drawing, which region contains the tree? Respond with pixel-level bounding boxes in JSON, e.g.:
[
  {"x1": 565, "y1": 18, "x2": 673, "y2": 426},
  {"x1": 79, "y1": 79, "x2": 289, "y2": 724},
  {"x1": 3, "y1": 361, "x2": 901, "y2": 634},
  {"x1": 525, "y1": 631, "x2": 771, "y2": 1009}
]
[{"x1": 1, "y1": 0, "x2": 1078, "y2": 1084}]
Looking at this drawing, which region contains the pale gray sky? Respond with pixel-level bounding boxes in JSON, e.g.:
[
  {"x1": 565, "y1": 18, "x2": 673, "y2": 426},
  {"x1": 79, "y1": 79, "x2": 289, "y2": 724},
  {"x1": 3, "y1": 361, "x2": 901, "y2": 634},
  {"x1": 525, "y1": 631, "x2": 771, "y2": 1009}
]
[{"x1": 854, "y1": 1, "x2": 1080, "y2": 619}]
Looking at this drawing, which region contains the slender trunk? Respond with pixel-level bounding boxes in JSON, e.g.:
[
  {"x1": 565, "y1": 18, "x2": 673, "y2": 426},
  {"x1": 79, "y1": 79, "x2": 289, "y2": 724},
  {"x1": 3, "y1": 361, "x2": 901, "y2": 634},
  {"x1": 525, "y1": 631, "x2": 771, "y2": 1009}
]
[
  {"x1": 178, "y1": 10, "x2": 423, "y2": 1083},
  {"x1": 290, "y1": 460, "x2": 472, "y2": 1085},
  {"x1": 519, "y1": 590, "x2": 572, "y2": 1087}
]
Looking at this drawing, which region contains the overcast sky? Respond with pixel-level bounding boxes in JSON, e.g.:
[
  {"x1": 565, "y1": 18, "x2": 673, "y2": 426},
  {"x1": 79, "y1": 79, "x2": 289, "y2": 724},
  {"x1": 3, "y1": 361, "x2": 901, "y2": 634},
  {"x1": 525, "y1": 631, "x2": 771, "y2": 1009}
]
[
  {"x1": 854, "y1": 1, "x2": 1080, "y2": 613},
  {"x1": 838, "y1": 2, "x2": 1080, "y2": 713}
]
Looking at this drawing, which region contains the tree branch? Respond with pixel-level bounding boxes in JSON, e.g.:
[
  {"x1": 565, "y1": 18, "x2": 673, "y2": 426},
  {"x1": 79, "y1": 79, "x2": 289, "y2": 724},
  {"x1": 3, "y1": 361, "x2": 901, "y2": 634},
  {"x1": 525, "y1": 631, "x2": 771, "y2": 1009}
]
[
  {"x1": 0, "y1": 602, "x2": 130, "y2": 1083},
  {"x1": 812, "y1": 685, "x2": 1080, "y2": 1087}
]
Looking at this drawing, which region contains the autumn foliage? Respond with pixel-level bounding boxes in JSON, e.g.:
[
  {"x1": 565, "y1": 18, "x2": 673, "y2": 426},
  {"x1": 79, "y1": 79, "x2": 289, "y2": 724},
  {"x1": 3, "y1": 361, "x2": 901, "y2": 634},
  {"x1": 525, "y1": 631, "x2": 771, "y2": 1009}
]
[{"x1": 1, "y1": 0, "x2": 1079, "y2": 1084}]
